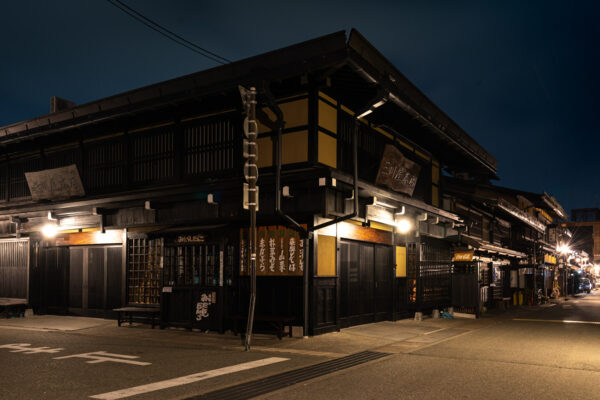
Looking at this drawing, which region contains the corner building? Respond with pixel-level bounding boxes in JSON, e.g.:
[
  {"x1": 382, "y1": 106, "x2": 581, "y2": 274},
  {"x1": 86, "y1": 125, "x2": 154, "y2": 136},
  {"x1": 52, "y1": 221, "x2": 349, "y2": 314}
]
[{"x1": 0, "y1": 30, "x2": 497, "y2": 335}]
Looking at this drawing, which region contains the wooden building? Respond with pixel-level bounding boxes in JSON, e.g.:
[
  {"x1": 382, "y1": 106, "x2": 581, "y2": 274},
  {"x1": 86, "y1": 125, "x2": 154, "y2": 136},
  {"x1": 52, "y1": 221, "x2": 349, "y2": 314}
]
[
  {"x1": 0, "y1": 30, "x2": 497, "y2": 334},
  {"x1": 444, "y1": 180, "x2": 567, "y2": 314}
]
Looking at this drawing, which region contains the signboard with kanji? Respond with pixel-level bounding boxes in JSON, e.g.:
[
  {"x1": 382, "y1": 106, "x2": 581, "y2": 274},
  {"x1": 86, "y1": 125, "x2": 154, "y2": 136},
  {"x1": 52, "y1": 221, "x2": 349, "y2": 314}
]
[
  {"x1": 25, "y1": 164, "x2": 85, "y2": 200},
  {"x1": 375, "y1": 145, "x2": 421, "y2": 196},
  {"x1": 240, "y1": 225, "x2": 306, "y2": 276}
]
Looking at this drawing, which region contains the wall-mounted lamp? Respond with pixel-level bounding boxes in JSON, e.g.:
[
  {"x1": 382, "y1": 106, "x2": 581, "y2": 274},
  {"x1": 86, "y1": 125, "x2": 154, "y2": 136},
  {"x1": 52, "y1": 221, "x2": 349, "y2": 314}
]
[
  {"x1": 282, "y1": 186, "x2": 293, "y2": 198},
  {"x1": 41, "y1": 224, "x2": 58, "y2": 238},
  {"x1": 396, "y1": 218, "x2": 412, "y2": 234},
  {"x1": 207, "y1": 193, "x2": 218, "y2": 205}
]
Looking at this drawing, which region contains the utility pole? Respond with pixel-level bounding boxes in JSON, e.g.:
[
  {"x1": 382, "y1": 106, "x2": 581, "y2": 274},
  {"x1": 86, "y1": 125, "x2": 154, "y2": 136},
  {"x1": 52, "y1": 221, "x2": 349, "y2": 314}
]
[{"x1": 240, "y1": 86, "x2": 258, "y2": 351}]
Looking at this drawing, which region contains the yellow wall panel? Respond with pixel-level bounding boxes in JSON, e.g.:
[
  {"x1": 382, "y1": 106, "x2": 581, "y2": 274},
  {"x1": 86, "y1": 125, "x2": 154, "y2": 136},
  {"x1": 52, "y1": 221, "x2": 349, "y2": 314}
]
[
  {"x1": 432, "y1": 185, "x2": 439, "y2": 207},
  {"x1": 256, "y1": 98, "x2": 308, "y2": 133},
  {"x1": 341, "y1": 104, "x2": 354, "y2": 116},
  {"x1": 280, "y1": 98, "x2": 308, "y2": 129},
  {"x1": 432, "y1": 164, "x2": 440, "y2": 185},
  {"x1": 318, "y1": 91, "x2": 337, "y2": 106},
  {"x1": 318, "y1": 131, "x2": 337, "y2": 168},
  {"x1": 283, "y1": 131, "x2": 308, "y2": 164},
  {"x1": 256, "y1": 136, "x2": 273, "y2": 168},
  {"x1": 318, "y1": 99, "x2": 337, "y2": 134},
  {"x1": 257, "y1": 107, "x2": 277, "y2": 134},
  {"x1": 396, "y1": 246, "x2": 407, "y2": 277},
  {"x1": 317, "y1": 235, "x2": 337, "y2": 276},
  {"x1": 369, "y1": 221, "x2": 393, "y2": 232}
]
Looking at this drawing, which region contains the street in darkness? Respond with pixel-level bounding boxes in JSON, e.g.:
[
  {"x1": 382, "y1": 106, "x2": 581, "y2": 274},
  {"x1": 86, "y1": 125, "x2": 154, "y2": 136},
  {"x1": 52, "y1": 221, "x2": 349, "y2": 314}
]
[
  {"x1": 1, "y1": 291, "x2": 599, "y2": 399},
  {"x1": 1, "y1": 3, "x2": 599, "y2": 400}
]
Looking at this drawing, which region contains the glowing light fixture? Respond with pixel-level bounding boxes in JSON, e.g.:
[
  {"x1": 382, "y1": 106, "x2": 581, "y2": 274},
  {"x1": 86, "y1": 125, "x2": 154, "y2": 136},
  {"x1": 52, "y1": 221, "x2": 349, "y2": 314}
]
[
  {"x1": 396, "y1": 218, "x2": 412, "y2": 234},
  {"x1": 557, "y1": 244, "x2": 570, "y2": 254},
  {"x1": 356, "y1": 109, "x2": 373, "y2": 119},
  {"x1": 41, "y1": 224, "x2": 58, "y2": 238}
]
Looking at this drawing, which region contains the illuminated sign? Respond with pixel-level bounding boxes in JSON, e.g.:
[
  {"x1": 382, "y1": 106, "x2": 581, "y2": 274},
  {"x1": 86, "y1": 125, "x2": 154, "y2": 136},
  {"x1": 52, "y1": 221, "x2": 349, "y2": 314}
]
[{"x1": 453, "y1": 251, "x2": 474, "y2": 262}]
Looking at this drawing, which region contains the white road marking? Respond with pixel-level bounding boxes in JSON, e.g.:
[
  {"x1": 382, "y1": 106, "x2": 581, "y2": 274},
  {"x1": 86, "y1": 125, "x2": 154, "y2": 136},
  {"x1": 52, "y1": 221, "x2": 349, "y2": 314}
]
[
  {"x1": 424, "y1": 328, "x2": 446, "y2": 335},
  {"x1": 0, "y1": 325, "x2": 51, "y2": 332},
  {"x1": 54, "y1": 351, "x2": 151, "y2": 366},
  {"x1": 89, "y1": 357, "x2": 289, "y2": 400},
  {"x1": 513, "y1": 318, "x2": 600, "y2": 325},
  {"x1": 0, "y1": 343, "x2": 64, "y2": 354}
]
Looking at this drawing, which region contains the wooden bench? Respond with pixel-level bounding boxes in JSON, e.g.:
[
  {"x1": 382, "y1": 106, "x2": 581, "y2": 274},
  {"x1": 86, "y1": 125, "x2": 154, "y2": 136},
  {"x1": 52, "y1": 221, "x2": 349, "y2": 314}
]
[
  {"x1": 113, "y1": 307, "x2": 160, "y2": 329},
  {"x1": 230, "y1": 314, "x2": 296, "y2": 339}
]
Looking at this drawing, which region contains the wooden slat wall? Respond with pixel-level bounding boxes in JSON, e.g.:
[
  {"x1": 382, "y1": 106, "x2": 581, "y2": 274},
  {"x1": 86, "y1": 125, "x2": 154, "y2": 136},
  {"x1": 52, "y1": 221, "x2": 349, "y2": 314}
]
[{"x1": 0, "y1": 239, "x2": 29, "y2": 299}]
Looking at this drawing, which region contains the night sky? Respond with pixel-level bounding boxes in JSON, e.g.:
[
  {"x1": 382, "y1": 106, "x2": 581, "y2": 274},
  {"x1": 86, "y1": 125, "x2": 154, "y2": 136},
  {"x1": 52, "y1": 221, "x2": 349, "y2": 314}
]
[{"x1": 2, "y1": 1, "x2": 598, "y2": 216}]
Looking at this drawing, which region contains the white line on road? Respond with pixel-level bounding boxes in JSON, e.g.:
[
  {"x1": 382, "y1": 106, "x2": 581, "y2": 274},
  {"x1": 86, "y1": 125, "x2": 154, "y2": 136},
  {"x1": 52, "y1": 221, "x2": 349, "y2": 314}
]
[
  {"x1": 513, "y1": 318, "x2": 600, "y2": 325},
  {"x1": 423, "y1": 328, "x2": 446, "y2": 335},
  {"x1": 89, "y1": 357, "x2": 289, "y2": 400},
  {"x1": 54, "y1": 351, "x2": 151, "y2": 366}
]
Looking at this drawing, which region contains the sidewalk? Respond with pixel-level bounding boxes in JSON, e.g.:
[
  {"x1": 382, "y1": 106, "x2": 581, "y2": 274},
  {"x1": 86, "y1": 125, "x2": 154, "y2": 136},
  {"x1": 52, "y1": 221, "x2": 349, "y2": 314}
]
[
  {"x1": 0, "y1": 314, "x2": 113, "y2": 332},
  {"x1": 0, "y1": 313, "x2": 488, "y2": 358}
]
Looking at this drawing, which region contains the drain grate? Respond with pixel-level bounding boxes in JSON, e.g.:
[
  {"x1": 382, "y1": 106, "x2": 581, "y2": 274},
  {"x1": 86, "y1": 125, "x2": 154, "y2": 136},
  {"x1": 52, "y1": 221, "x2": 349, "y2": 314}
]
[{"x1": 186, "y1": 350, "x2": 389, "y2": 400}]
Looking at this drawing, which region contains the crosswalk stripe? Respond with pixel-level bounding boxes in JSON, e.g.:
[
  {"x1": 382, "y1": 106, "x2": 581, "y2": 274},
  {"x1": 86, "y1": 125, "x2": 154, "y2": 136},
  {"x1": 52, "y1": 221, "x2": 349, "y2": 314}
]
[{"x1": 89, "y1": 357, "x2": 289, "y2": 400}]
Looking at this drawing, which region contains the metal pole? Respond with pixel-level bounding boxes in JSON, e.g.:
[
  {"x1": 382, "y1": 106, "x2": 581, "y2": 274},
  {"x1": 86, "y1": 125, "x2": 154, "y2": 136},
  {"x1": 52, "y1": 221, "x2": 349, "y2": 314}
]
[
  {"x1": 243, "y1": 87, "x2": 258, "y2": 351},
  {"x1": 303, "y1": 237, "x2": 309, "y2": 337}
]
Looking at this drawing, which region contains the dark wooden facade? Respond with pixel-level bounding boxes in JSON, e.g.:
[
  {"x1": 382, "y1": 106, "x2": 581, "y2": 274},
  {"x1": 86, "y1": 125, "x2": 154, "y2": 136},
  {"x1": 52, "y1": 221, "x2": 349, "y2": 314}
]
[
  {"x1": 0, "y1": 30, "x2": 499, "y2": 333},
  {"x1": 444, "y1": 179, "x2": 568, "y2": 313}
]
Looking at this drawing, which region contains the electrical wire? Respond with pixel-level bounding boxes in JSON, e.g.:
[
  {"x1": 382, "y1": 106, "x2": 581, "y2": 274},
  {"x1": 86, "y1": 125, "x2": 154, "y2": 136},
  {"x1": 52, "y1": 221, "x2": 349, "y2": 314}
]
[{"x1": 105, "y1": 0, "x2": 231, "y2": 65}]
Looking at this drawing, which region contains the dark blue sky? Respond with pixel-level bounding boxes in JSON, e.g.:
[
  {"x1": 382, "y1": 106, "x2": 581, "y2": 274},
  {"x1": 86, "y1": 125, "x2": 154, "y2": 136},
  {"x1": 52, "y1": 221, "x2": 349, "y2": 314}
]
[{"x1": 2, "y1": 1, "x2": 598, "y2": 216}]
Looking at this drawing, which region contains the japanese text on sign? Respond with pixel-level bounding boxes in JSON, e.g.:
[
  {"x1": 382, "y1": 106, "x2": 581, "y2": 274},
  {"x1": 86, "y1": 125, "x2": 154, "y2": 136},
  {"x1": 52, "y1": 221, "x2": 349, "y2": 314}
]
[{"x1": 240, "y1": 225, "x2": 306, "y2": 276}]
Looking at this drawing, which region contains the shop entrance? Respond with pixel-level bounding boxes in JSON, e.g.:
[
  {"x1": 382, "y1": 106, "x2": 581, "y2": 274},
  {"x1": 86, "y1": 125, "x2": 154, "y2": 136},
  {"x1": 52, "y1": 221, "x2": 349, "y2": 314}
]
[
  {"x1": 339, "y1": 240, "x2": 392, "y2": 328},
  {"x1": 68, "y1": 246, "x2": 123, "y2": 316}
]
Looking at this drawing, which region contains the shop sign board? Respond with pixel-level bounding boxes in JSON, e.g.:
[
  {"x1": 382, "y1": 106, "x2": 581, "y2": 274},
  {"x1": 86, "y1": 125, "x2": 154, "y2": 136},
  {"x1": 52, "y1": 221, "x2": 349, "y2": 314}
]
[
  {"x1": 375, "y1": 144, "x2": 421, "y2": 196},
  {"x1": 453, "y1": 251, "x2": 474, "y2": 262},
  {"x1": 195, "y1": 290, "x2": 217, "y2": 321},
  {"x1": 175, "y1": 234, "x2": 206, "y2": 244},
  {"x1": 240, "y1": 225, "x2": 306, "y2": 276},
  {"x1": 25, "y1": 164, "x2": 85, "y2": 200}
]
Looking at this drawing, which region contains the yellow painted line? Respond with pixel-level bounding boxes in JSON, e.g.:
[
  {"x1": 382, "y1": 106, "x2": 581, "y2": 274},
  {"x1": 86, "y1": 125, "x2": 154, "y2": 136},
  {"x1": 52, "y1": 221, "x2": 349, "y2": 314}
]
[{"x1": 513, "y1": 318, "x2": 600, "y2": 325}]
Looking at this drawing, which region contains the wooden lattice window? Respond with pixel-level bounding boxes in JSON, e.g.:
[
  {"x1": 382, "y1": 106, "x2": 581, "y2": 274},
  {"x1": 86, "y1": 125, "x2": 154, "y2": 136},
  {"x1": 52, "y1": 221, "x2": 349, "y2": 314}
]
[{"x1": 127, "y1": 238, "x2": 163, "y2": 305}]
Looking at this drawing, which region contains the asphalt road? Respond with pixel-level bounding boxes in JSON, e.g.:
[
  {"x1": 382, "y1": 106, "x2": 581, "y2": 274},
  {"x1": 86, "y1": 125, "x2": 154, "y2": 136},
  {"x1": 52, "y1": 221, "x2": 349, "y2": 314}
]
[
  {"x1": 1, "y1": 291, "x2": 599, "y2": 400},
  {"x1": 260, "y1": 290, "x2": 600, "y2": 400}
]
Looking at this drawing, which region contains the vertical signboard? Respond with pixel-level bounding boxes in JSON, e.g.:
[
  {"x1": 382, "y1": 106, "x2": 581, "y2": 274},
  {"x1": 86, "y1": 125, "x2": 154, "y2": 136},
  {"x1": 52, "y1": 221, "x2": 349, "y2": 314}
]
[{"x1": 240, "y1": 225, "x2": 306, "y2": 276}]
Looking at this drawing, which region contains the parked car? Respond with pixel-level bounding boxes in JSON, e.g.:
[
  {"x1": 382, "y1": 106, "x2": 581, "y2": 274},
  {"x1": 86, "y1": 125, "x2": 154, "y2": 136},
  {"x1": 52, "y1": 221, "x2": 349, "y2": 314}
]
[{"x1": 578, "y1": 278, "x2": 592, "y2": 294}]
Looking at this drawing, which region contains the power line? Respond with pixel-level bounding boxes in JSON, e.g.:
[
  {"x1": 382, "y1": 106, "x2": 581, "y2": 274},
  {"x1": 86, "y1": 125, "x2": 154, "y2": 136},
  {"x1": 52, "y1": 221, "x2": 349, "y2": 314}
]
[{"x1": 105, "y1": 0, "x2": 231, "y2": 65}]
